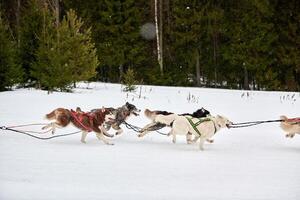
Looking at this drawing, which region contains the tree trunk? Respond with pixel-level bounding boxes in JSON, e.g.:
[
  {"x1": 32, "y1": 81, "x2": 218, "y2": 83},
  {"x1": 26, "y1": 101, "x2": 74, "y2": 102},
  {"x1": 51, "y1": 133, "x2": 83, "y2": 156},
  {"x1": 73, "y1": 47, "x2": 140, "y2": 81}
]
[
  {"x1": 159, "y1": 0, "x2": 163, "y2": 75},
  {"x1": 55, "y1": 0, "x2": 60, "y2": 43},
  {"x1": 195, "y1": 49, "x2": 201, "y2": 87},
  {"x1": 243, "y1": 66, "x2": 249, "y2": 90},
  {"x1": 16, "y1": 0, "x2": 21, "y2": 48},
  {"x1": 155, "y1": 0, "x2": 163, "y2": 75},
  {"x1": 119, "y1": 65, "x2": 124, "y2": 82}
]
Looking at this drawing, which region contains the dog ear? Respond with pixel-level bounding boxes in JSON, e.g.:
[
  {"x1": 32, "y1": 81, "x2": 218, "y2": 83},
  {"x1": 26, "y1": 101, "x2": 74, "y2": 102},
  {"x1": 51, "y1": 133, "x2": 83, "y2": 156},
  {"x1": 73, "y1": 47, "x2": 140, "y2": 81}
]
[{"x1": 101, "y1": 106, "x2": 105, "y2": 112}]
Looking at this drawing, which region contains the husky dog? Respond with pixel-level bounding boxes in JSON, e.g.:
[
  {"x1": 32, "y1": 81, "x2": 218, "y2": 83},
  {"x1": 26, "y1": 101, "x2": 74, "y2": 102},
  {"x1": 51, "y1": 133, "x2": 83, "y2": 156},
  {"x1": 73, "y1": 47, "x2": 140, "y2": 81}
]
[
  {"x1": 170, "y1": 115, "x2": 232, "y2": 150},
  {"x1": 104, "y1": 102, "x2": 141, "y2": 135},
  {"x1": 138, "y1": 107, "x2": 210, "y2": 138},
  {"x1": 43, "y1": 107, "x2": 115, "y2": 145},
  {"x1": 280, "y1": 115, "x2": 300, "y2": 138}
]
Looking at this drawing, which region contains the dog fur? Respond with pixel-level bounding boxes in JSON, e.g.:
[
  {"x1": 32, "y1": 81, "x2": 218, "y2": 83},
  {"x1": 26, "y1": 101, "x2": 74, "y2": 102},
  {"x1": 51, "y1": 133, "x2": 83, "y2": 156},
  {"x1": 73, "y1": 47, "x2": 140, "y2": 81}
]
[
  {"x1": 280, "y1": 115, "x2": 300, "y2": 138},
  {"x1": 104, "y1": 102, "x2": 141, "y2": 135},
  {"x1": 43, "y1": 107, "x2": 115, "y2": 145},
  {"x1": 169, "y1": 115, "x2": 232, "y2": 150},
  {"x1": 138, "y1": 108, "x2": 210, "y2": 139}
]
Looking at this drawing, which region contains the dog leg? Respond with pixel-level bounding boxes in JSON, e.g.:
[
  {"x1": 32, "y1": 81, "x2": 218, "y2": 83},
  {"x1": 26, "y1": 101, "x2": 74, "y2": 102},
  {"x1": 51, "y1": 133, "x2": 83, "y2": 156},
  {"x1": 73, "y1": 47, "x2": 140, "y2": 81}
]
[
  {"x1": 191, "y1": 135, "x2": 200, "y2": 144},
  {"x1": 172, "y1": 131, "x2": 176, "y2": 144},
  {"x1": 111, "y1": 124, "x2": 123, "y2": 135},
  {"x1": 100, "y1": 126, "x2": 114, "y2": 138},
  {"x1": 199, "y1": 138, "x2": 205, "y2": 151},
  {"x1": 96, "y1": 133, "x2": 114, "y2": 145},
  {"x1": 138, "y1": 122, "x2": 157, "y2": 137},
  {"x1": 186, "y1": 133, "x2": 193, "y2": 144},
  {"x1": 42, "y1": 122, "x2": 59, "y2": 134},
  {"x1": 81, "y1": 131, "x2": 88, "y2": 143}
]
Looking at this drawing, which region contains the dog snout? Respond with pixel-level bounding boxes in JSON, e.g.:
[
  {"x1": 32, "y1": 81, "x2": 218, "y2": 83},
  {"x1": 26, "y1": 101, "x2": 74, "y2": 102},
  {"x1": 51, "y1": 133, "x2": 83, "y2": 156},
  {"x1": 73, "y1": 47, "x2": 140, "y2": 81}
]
[
  {"x1": 226, "y1": 121, "x2": 233, "y2": 128},
  {"x1": 133, "y1": 109, "x2": 141, "y2": 116}
]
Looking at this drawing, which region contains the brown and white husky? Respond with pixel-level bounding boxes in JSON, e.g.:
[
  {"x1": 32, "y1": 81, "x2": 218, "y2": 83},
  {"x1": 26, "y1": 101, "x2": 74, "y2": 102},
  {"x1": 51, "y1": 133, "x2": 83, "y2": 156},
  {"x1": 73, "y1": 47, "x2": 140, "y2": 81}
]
[{"x1": 43, "y1": 107, "x2": 115, "y2": 145}]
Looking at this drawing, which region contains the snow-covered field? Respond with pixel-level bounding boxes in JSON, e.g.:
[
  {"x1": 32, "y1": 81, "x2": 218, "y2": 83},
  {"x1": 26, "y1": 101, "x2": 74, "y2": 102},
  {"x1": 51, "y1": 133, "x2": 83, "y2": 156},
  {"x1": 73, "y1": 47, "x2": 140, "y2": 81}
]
[{"x1": 0, "y1": 82, "x2": 299, "y2": 200}]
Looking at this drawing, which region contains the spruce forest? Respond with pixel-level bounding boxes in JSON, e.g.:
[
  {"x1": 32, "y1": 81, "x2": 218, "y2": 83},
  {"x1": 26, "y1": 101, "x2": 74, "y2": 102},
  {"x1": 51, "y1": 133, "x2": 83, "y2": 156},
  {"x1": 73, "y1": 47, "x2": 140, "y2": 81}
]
[{"x1": 0, "y1": 0, "x2": 299, "y2": 91}]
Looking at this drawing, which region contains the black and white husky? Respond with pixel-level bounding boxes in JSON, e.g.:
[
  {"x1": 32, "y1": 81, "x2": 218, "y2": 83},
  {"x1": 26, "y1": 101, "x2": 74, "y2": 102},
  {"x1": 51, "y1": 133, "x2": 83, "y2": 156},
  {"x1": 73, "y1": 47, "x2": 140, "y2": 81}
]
[{"x1": 138, "y1": 107, "x2": 210, "y2": 138}]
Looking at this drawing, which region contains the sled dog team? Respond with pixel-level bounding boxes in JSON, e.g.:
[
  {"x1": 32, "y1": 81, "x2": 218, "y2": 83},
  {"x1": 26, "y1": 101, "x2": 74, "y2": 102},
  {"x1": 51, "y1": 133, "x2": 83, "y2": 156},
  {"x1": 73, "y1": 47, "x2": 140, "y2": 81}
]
[{"x1": 44, "y1": 102, "x2": 300, "y2": 150}]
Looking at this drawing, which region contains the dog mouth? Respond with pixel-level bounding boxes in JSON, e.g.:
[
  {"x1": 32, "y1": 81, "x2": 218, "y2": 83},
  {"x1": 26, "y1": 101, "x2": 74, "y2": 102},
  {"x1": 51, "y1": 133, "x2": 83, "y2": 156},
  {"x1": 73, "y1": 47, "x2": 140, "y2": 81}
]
[{"x1": 132, "y1": 109, "x2": 141, "y2": 116}]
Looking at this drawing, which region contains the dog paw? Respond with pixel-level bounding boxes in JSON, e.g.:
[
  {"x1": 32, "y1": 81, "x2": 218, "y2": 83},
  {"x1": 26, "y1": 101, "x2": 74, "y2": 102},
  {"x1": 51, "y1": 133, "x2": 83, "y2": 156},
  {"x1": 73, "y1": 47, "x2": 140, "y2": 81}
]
[
  {"x1": 137, "y1": 134, "x2": 143, "y2": 137},
  {"x1": 115, "y1": 132, "x2": 122, "y2": 136},
  {"x1": 206, "y1": 139, "x2": 214, "y2": 143},
  {"x1": 81, "y1": 140, "x2": 86, "y2": 144}
]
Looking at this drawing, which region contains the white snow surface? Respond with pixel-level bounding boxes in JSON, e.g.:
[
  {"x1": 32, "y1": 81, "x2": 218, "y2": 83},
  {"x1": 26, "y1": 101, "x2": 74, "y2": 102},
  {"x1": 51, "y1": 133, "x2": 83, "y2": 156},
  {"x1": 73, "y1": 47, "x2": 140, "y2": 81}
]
[{"x1": 0, "y1": 82, "x2": 299, "y2": 200}]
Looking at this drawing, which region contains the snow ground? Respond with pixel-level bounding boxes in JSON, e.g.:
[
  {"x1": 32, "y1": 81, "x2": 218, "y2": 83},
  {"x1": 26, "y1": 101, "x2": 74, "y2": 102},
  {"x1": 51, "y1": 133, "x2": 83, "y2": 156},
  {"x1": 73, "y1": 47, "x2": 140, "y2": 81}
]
[{"x1": 0, "y1": 82, "x2": 299, "y2": 200}]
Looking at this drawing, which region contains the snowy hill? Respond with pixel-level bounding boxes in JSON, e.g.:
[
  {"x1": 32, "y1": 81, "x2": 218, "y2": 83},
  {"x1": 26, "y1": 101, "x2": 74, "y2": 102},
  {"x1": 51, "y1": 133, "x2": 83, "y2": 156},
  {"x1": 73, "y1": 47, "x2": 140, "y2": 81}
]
[{"x1": 0, "y1": 82, "x2": 299, "y2": 200}]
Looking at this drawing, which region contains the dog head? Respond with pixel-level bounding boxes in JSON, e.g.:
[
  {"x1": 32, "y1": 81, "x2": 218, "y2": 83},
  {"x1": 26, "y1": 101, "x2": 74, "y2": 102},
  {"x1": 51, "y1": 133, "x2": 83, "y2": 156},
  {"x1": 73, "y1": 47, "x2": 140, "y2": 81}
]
[
  {"x1": 215, "y1": 115, "x2": 233, "y2": 128},
  {"x1": 280, "y1": 115, "x2": 288, "y2": 121},
  {"x1": 192, "y1": 107, "x2": 210, "y2": 118},
  {"x1": 125, "y1": 102, "x2": 141, "y2": 116}
]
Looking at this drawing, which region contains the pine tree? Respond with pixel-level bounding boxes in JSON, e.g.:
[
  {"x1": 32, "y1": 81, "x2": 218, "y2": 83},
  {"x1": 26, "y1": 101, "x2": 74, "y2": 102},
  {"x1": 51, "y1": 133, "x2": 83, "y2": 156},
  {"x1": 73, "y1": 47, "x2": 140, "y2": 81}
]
[
  {"x1": 88, "y1": 0, "x2": 149, "y2": 82},
  {"x1": 273, "y1": 0, "x2": 300, "y2": 91},
  {"x1": 31, "y1": 8, "x2": 98, "y2": 91},
  {"x1": 0, "y1": 11, "x2": 23, "y2": 91},
  {"x1": 222, "y1": 0, "x2": 276, "y2": 90},
  {"x1": 19, "y1": 0, "x2": 44, "y2": 82},
  {"x1": 122, "y1": 68, "x2": 138, "y2": 92}
]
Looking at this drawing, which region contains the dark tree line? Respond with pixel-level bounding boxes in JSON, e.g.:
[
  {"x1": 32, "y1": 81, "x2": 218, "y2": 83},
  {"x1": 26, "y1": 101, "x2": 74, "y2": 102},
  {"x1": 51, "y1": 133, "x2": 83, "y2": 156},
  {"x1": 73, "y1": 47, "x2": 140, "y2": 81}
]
[{"x1": 0, "y1": 0, "x2": 299, "y2": 91}]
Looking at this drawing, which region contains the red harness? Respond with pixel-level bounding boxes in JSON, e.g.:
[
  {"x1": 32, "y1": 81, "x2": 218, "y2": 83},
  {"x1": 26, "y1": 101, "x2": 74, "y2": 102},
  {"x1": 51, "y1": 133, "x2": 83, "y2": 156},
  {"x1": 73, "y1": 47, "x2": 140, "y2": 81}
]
[
  {"x1": 286, "y1": 117, "x2": 300, "y2": 123},
  {"x1": 70, "y1": 109, "x2": 94, "y2": 132}
]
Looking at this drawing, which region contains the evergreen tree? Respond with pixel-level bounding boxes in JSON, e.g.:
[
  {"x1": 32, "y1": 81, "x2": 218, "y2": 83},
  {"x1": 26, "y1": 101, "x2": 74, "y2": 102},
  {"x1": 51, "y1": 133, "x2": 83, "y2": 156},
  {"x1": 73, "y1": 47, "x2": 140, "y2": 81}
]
[
  {"x1": 19, "y1": 0, "x2": 44, "y2": 82},
  {"x1": 168, "y1": 1, "x2": 205, "y2": 86},
  {"x1": 96, "y1": 0, "x2": 149, "y2": 82},
  {"x1": 31, "y1": 9, "x2": 98, "y2": 91},
  {"x1": 273, "y1": 0, "x2": 300, "y2": 91},
  {"x1": 222, "y1": 0, "x2": 277, "y2": 90},
  {"x1": 63, "y1": 0, "x2": 152, "y2": 83},
  {"x1": 122, "y1": 68, "x2": 138, "y2": 92},
  {"x1": 0, "y1": 11, "x2": 23, "y2": 91}
]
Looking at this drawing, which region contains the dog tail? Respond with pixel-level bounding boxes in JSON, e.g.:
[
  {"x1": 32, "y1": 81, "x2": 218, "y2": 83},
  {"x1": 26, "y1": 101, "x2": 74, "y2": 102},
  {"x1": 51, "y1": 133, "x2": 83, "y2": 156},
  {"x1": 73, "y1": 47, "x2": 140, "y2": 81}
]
[{"x1": 45, "y1": 110, "x2": 56, "y2": 120}]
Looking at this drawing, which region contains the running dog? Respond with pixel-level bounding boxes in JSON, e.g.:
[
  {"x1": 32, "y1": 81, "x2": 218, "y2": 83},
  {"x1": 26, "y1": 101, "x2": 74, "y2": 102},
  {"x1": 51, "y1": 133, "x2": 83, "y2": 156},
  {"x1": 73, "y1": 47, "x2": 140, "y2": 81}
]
[
  {"x1": 280, "y1": 115, "x2": 300, "y2": 138},
  {"x1": 169, "y1": 115, "x2": 232, "y2": 150},
  {"x1": 104, "y1": 102, "x2": 141, "y2": 135},
  {"x1": 43, "y1": 107, "x2": 115, "y2": 145},
  {"x1": 137, "y1": 107, "x2": 210, "y2": 139}
]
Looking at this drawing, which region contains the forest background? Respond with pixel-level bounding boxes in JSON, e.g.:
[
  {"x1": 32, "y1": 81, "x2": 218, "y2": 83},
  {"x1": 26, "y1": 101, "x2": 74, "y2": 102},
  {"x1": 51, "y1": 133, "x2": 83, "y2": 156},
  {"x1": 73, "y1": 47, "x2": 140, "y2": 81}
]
[{"x1": 0, "y1": 0, "x2": 299, "y2": 91}]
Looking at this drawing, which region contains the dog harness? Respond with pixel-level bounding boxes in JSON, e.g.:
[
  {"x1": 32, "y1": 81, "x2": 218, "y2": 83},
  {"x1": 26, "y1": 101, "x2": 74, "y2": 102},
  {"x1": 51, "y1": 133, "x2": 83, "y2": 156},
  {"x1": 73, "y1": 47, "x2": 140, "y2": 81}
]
[
  {"x1": 70, "y1": 109, "x2": 94, "y2": 132},
  {"x1": 286, "y1": 117, "x2": 300, "y2": 124},
  {"x1": 186, "y1": 117, "x2": 217, "y2": 136}
]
